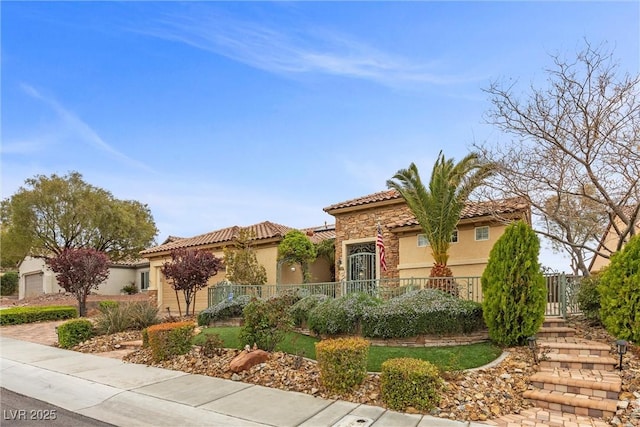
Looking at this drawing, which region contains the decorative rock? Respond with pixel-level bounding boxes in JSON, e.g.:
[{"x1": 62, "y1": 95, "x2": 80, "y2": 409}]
[
  {"x1": 229, "y1": 349, "x2": 270, "y2": 373},
  {"x1": 231, "y1": 373, "x2": 242, "y2": 381},
  {"x1": 499, "y1": 373, "x2": 511, "y2": 380}
]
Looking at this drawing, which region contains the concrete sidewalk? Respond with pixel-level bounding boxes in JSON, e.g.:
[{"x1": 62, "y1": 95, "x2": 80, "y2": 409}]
[{"x1": 0, "y1": 336, "x2": 484, "y2": 427}]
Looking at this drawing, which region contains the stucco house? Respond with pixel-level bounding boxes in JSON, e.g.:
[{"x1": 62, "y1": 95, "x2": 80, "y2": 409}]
[
  {"x1": 324, "y1": 190, "x2": 530, "y2": 282},
  {"x1": 139, "y1": 221, "x2": 336, "y2": 314},
  {"x1": 18, "y1": 256, "x2": 150, "y2": 299},
  {"x1": 589, "y1": 206, "x2": 639, "y2": 273}
]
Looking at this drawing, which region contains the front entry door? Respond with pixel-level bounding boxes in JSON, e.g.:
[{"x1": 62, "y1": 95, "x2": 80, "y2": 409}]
[{"x1": 346, "y1": 242, "x2": 376, "y2": 295}]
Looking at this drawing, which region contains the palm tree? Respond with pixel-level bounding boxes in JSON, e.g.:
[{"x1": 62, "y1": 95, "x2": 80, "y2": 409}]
[{"x1": 387, "y1": 151, "x2": 495, "y2": 278}]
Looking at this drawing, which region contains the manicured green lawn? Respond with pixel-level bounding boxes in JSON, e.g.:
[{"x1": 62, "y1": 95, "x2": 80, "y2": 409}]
[{"x1": 194, "y1": 327, "x2": 502, "y2": 372}]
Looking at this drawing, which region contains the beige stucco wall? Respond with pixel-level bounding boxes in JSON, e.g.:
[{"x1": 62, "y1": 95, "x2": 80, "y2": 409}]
[
  {"x1": 102, "y1": 266, "x2": 136, "y2": 295},
  {"x1": 18, "y1": 256, "x2": 149, "y2": 298},
  {"x1": 18, "y1": 256, "x2": 62, "y2": 298},
  {"x1": 279, "y1": 258, "x2": 332, "y2": 285},
  {"x1": 590, "y1": 218, "x2": 639, "y2": 273},
  {"x1": 397, "y1": 222, "x2": 508, "y2": 279},
  {"x1": 150, "y1": 248, "x2": 227, "y2": 315}
]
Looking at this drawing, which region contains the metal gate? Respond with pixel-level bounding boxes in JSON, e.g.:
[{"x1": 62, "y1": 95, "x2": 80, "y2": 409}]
[
  {"x1": 346, "y1": 242, "x2": 376, "y2": 295},
  {"x1": 545, "y1": 273, "x2": 582, "y2": 317}
]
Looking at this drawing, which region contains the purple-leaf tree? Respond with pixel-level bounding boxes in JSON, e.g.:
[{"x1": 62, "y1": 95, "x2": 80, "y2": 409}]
[
  {"x1": 46, "y1": 248, "x2": 110, "y2": 317},
  {"x1": 161, "y1": 248, "x2": 222, "y2": 317}
]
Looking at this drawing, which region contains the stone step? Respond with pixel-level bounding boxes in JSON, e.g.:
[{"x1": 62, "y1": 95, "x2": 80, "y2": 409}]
[
  {"x1": 481, "y1": 407, "x2": 611, "y2": 427},
  {"x1": 539, "y1": 353, "x2": 618, "y2": 371},
  {"x1": 542, "y1": 317, "x2": 567, "y2": 328},
  {"x1": 538, "y1": 338, "x2": 611, "y2": 357},
  {"x1": 530, "y1": 368, "x2": 621, "y2": 399},
  {"x1": 536, "y1": 326, "x2": 576, "y2": 338},
  {"x1": 523, "y1": 389, "x2": 619, "y2": 419}
]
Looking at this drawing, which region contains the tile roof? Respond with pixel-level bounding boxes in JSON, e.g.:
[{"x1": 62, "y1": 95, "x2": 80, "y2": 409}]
[
  {"x1": 109, "y1": 258, "x2": 149, "y2": 268},
  {"x1": 141, "y1": 221, "x2": 336, "y2": 255},
  {"x1": 387, "y1": 197, "x2": 530, "y2": 229},
  {"x1": 324, "y1": 189, "x2": 529, "y2": 228},
  {"x1": 324, "y1": 190, "x2": 401, "y2": 212},
  {"x1": 301, "y1": 224, "x2": 336, "y2": 244}
]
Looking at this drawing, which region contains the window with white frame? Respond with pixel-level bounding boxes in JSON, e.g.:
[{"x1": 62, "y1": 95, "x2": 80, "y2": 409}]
[
  {"x1": 418, "y1": 230, "x2": 458, "y2": 246},
  {"x1": 141, "y1": 271, "x2": 150, "y2": 290},
  {"x1": 475, "y1": 226, "x2": 489, "y2": 241}
]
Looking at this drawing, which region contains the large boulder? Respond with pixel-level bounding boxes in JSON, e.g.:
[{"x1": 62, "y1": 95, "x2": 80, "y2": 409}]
[{"x1": 229, "y1": 349, "x2": 269, "y2": 373}]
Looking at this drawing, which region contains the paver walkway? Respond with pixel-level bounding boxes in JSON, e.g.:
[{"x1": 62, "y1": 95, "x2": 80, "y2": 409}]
[{"x1": 0, "y1": 320, "x2": 136, "y2": 359}]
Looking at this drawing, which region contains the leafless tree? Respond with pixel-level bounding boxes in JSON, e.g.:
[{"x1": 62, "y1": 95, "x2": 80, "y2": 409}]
[{"x1": 477, "y1": 41, "x2": 640, "y2": 276}]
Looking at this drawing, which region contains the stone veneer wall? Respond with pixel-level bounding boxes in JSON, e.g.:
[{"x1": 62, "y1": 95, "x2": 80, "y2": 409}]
[{"x1": 334, "y1": 202, "x2": 414, "y2": 280}]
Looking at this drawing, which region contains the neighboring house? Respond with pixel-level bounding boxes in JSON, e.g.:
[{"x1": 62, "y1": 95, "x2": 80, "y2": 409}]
[
  {"x1": 589, "y1": 206, "x2": 639, "y2": 273},
  {"x1": 324, "y1": 190, "x2": 530, "y2": 280},
  {"x1": 139, "y1": 221, "x2": 336, "y2": 314},
  {"x1": 18, "y1": 256, "x2": 150, "y2": 299}
]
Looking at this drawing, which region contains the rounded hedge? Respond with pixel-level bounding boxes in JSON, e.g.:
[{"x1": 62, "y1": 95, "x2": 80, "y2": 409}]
[
  {"x1": 361, "y1": 289, "x2": 484, "y2": 338},
  {"x1": 288, "y1": 294, "x2": 329, "y2": 327},
  {"x1": 308, "y1": 292, "x2": 381, "y2": 335},
  {"x1": 197, "y1": 295, "x2": 252, "y2": 326}
]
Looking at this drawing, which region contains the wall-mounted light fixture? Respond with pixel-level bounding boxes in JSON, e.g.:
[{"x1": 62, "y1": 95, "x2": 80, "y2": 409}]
[{"x1": 290, "y1": 266, "x2": 296, "y2": 272}]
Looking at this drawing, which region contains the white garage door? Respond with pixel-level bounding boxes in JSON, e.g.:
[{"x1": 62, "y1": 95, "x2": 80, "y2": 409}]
[{"x1": 24, "y1": 273, "x2": 43, "y2": 298}]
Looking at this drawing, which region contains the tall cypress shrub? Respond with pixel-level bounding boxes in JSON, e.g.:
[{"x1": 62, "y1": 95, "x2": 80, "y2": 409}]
[
  {"x1": 481, "y1": 221, "x2": 547, "y2": 346},
  {"x1": 598, "y1": 234, "x2": 640, "y2": 343}
]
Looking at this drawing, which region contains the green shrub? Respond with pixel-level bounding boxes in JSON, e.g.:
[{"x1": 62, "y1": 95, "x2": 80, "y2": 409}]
[
  {"x1": 308, "y1": 292, "x2": 381, "y2": 336},
  {"x1": 57, "y1": 318, "x2": 94, "y2": 349},
  {"x1": 598, "y1": 235, "x2": 640, "y2": 343},
  {"x1": 146, "y1": 321, "x2": 195, "y2": 362},
  {"x1": 288, "y1": 294, "x2": 329, "y2": 327},
  {"x1": 577, "y1": 275, "x2": 602, "y2": 324},
  {"x1": 1, "y1": 272, "x2": 19, "y2": 296},
  {"x1": 201, "y1": 333, "x2": 225, "y2": 357},
  {"x1": 381, "y1": 358, "x2": 443, "y2": 411},
  {"x1": 481, "y1": 222, "x2": 547, "y2": 346},
  {"x1": 0, "y1": 305, "x2": 77, "y2": 325},
  {"x1": 197, "y1": 295, "x2": 252, "y2": 326},
  {"x1": 239, "y1": 296, "x2": 294, "y2": 351},
  {"x1": 361, "y1": 289, "x2": 485, "y2": 338},
  {"x1": 128, "y1": 301, "x2": 160, "y2": 330},
  {"x1": 94, "y1": 303, "x2": 131, "y2": 335},
  {"x1": 120, "y1": 283, "x2": 138, "y2": 294},
  {"x1": 316, "y1": 337, "x2": 369, "y2": 393},
  {"x1": 98, "y1": 300, "x2": 119, "y2": 313},
  {"x1": 94, "y1": 301, "x2": 159, "y2": 335}
]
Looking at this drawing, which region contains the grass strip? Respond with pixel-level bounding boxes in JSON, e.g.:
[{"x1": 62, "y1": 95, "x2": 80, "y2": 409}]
[{"x1": 194, "y1": 327, "x2": 501, "y2": 372}]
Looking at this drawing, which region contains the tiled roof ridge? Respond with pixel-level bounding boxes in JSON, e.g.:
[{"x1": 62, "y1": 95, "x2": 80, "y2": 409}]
[
  {"x1": 141, "y1": 220, "x2": 335, "y2": 255},
  {"x1": 386, "y1": 196, "x2": 530, "y2": 229},
  {"x1": 324, "y1": 189, "x2": 399, "y2": 212},
  {"x1": 324, "y1": 189, "x2": 528, "y2": 213}
]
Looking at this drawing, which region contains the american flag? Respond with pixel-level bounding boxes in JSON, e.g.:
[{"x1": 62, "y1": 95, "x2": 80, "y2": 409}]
[{"x1": 377, "y1": 224, "x2": 387, "y2": 272}]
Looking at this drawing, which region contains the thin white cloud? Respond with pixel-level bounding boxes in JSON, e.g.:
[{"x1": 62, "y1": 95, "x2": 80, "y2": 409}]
[
  {"x1": 136, "y1": 9, "x2": 480, "y2": 88},
  {"x1": 0, "y1": 140, "x2": 48, "y2": 155},
  {"x1": 19, "y1": 84, "x2": 154, "y2": 173}
]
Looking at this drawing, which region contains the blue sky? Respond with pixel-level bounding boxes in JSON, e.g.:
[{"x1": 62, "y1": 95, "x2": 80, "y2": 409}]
[{"x1": 2, "y1": 1, "x2": 639, "y2": 271}]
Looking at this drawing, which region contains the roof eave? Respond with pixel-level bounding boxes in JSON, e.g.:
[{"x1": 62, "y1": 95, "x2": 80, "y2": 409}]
[{"x1": 325, "y1": 198, "x2": 404, "y2": 216}]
